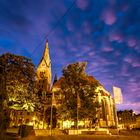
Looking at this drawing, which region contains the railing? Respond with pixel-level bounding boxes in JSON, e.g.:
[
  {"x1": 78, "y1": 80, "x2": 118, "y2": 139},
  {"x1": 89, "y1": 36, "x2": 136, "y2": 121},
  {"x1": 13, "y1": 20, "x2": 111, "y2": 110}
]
[{"x1": 35, "y1": 129, "x2": 67, "y2": 136}]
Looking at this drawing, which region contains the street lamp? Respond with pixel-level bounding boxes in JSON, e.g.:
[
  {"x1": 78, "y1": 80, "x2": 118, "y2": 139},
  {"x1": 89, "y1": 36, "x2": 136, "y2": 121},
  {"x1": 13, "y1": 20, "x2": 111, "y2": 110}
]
[
  {"x1": 77, "y1": 92, "x2": 81, "y2": 135},
  {"x1": 32, "y1": 117, "x2": 36, "y2": 129},
  {"x1": 50, "y1": 91, "x2": 56, "y2": 135}
]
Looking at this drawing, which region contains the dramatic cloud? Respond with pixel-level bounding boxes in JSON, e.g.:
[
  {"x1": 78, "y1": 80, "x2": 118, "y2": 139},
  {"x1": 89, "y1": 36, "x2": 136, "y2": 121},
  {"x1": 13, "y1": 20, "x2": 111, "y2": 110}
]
[
  {"x1": 76, "y1": 0, "x2": 90, "y2": 10},
  {"x1": 109, "y1": 31, "x2": 124, "y2": 43},
  {"x1": 101, "y1": 8, "x2": 117, "y2": 25},
  {"x1": 127, "y1": 37, "x2": 137, "y2": 48},
  {"x1": 117, "y1": 103, "x2": 140, "y2": 114},
  {"x1": 0, "y1": 0, "x2": 140, "y2": 113}
]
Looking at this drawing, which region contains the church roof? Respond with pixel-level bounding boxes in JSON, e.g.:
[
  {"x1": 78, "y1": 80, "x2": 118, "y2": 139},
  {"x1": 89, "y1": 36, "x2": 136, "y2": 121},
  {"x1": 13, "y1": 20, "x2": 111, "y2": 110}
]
[
  {"x1": 37, "y1": 39, "x2": 50, "y2": 67},
  {"x1": 52, "y1": 76, "x2": 111, "y2": 97},
  {"x1": 53, "y1": 77, "x2": 64, "y2": 88}
]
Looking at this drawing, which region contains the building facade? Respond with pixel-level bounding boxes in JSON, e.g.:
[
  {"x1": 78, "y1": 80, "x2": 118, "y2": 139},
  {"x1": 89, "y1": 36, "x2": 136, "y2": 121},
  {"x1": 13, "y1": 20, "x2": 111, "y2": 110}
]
[
  {"x1": 117, "y1": 110, "x2": 136, "y2": 129},
  {"x1": 36, "y1": 39, "x2": 52, "y2": 92},
  {"x1": 52, "y1": 77, "x2": 118, "y2": 129},
  {"x1": 9, "y1": 40, "x2": 52, "y2": 129},
  {"x1": 9, "y1": 40, "x2": 118, "y2": 130},
  {"x1": 35, "y1": 41, "x2": 118, "y2": 129}
]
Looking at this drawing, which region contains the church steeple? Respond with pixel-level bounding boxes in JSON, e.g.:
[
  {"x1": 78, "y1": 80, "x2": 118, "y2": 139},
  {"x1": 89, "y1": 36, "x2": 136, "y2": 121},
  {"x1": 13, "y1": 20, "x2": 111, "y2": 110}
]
[
  {"x1": 43, "y1": 39, "x2": 50, "y2": 60},
  {"x1": 53, "y1": 74, "x2": 57, "y2": 85},
  {"x1": 36, "y1": 39, "x2": 52, "y2": 91}
]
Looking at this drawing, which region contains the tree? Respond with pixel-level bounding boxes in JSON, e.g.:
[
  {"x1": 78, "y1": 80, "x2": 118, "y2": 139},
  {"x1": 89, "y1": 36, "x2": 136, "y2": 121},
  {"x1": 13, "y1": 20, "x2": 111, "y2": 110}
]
[
  {"x1": 58, "y1": 62, "x2": 101, "y2": 126},
  {"x1": 0, "y1": 53, "x2": 37, "y2": 112},
  {"x1": 45, "y1": 106, "x2": 57, "y2": 128}
]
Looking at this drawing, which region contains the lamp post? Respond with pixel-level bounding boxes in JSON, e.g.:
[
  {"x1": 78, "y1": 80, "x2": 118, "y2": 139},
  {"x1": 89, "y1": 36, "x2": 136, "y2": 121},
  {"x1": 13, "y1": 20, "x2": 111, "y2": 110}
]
[
  {"x1": 33, "y1": 117, "x2": 36, "y2": 129},
  {"x1": 50, "y1": 100, "x2": 53, "y2": 136},
  {"x1": 77, "y1": 94, "x2": 79, "y2": 135},
  {"x1": 77, "y1": 92, "x2": 81, "y2": 135},
  {"x1": 50, "y1": 91, "x2": 56, "y2": 136}
]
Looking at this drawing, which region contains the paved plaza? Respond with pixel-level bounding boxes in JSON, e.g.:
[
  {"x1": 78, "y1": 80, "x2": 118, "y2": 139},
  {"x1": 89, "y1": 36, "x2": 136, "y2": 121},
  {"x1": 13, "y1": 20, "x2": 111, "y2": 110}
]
[{"x1": 19, "y1": 135, "x2": 139, "y2": 140}]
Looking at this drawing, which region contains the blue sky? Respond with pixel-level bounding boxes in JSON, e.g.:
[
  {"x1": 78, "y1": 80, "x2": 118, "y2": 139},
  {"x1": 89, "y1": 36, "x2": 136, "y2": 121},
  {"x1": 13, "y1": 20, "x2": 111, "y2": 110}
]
[{"x1": 0, "y1": 0, "x2": 140, "y2": 113}]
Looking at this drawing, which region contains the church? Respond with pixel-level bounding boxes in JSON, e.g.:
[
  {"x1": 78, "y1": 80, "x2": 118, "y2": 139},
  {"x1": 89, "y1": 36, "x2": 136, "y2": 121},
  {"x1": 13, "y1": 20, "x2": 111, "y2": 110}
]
[{"x1": 35, "y1": 40, "x2": 118, "y2": 129}]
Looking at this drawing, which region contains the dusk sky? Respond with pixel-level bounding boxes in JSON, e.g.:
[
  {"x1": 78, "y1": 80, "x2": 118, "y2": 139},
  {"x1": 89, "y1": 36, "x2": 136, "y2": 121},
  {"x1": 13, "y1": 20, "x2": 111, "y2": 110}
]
[{"x1": 0, "y1": 0, "x2": 140, "y2": 113}]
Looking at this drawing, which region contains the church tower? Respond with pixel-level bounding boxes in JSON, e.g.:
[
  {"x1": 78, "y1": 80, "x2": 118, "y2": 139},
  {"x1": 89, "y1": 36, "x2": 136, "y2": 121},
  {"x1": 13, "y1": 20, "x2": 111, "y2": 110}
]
[{"x1": 36, "y1": 39, "x2": 52, "y2": 92}]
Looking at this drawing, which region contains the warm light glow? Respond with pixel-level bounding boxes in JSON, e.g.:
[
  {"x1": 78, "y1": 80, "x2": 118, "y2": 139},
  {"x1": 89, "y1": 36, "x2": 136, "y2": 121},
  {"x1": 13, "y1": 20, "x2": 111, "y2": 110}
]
[
  {"x1": 63, "y1": 120, "x2": 72, "y2": 129},
  {"x1": 33, "y1": 117, "x2": 36, "y2": 121},
  {"x1": 78, "y1": 121, "x2": 84, "y2": 126},
  {"x1": 29, "y1": 122, "x2": 33, "y2": 126},
  {"x1": 62, "y1": 120, "x2": 85, "y2": 129}
]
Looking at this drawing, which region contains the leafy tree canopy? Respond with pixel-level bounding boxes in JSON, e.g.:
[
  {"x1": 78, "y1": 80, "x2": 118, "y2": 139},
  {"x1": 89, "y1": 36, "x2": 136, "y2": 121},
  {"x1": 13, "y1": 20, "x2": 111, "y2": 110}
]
[
  {"x1": 45, "y1": 106, "x2": 57, "y2": 128},
  {"x1": 0, "y1": 53, "x2": 37, "y2": 112},
  {"x1": 58, "y1": 62, "x2": 101, "y2": 121}
]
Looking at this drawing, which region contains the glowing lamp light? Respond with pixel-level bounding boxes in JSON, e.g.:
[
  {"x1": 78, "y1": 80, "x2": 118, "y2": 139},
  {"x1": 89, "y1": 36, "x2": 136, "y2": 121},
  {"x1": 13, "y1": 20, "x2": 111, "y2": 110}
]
[
  {"x1": 29, "y1": 122, "x2": 33, "y2": 126},
  {"x1": 33, "y1": 117, "x2": 36, "y2": 121}
]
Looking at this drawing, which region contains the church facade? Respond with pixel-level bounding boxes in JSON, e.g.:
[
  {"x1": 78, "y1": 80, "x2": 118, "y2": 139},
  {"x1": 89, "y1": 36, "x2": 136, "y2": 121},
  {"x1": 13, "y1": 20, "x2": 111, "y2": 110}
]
[
  {"x1": 52, "y1": 77, "x2": 118, "y2": 129},
  {"x1": 36, "y1": 39, "x2": 52, "y2": 92},
  {"x1": 35, "y1": 40, "x2": 118, "y2": 129}
]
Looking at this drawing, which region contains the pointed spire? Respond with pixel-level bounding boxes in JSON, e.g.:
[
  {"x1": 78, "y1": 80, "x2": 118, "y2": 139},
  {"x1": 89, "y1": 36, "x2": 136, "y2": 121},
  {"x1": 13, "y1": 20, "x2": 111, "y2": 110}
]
[
  {"x1": 37, "y1": 39, "x2": 52, "y2": 90},
  {"x1": 43, "y1": 39, "x2": 50, "y2": 59},
  {"x1": 53, "y1": 74, "x2": 57, "y2": 85}
]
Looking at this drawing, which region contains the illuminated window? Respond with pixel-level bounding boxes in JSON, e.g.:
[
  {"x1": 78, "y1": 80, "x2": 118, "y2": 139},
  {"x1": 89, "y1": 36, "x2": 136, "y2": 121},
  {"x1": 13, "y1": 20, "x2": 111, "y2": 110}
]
[
  {"x1": 26, "y1": 119, "x2": 29, "y2": 123},
  {"x1": 40, "y1": 72, "x2": 45, "y2": 77}
]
